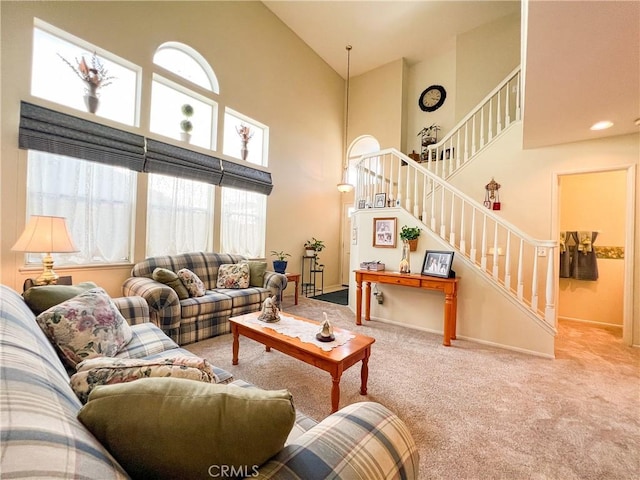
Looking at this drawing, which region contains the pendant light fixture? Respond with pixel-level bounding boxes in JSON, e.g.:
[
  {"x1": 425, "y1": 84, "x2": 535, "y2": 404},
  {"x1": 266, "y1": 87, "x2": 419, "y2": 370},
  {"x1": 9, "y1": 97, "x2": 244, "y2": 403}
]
[{"x1": 337, "y1": 45, "x2": 354, "y2": 193}]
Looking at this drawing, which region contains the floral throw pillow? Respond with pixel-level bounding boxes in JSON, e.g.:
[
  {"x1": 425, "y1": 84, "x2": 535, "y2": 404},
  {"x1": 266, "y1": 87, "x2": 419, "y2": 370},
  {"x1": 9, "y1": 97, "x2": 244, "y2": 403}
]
[
  {"x1": 216, "y1": 263, "x2": 250, "y2": 289},
  {"x1": 35, "y1": 288, "x2": 133, "y2": 369},
  {"x1": 177, "y1": 268, "x2": 206, "y2": 297},
  {"x1": 71, "y1": 356, "x2": 219, "y2": 403}
]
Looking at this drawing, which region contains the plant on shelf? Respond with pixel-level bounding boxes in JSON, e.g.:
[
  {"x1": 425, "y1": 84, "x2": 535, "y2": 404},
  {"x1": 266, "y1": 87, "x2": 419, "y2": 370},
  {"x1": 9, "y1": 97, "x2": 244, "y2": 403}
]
[
  {"x1": 418, "y1": 124, "x2": 441, "y2": 146},
  {"x1": 180, "y1": 104, "x2": 194, "y2": 142},
  {"x1": 59, "y1": 51, "x2": 115, "y2": 94},
  {"x1": 400, "y1": 225, "x2": 421, "y2": 251},
  {"x1": 304, "y1": 237, "x2": 325, "y2": 257},
  {"x1": 58, "y1": 51, "x2": 115, "y2": 113},
  {"x1": 270, "y1": 250, "x2": 290, "y2": 274}
]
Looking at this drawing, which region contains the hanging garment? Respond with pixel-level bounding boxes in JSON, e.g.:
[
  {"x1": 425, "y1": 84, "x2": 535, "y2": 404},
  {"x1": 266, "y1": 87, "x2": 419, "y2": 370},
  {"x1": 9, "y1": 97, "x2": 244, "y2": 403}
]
[
  {"x1": 570, "y1": 231, "x2": 599, "y2": 281},
  {"x1": 559, "y1": 231, "x2": 573, "y2": 278}
]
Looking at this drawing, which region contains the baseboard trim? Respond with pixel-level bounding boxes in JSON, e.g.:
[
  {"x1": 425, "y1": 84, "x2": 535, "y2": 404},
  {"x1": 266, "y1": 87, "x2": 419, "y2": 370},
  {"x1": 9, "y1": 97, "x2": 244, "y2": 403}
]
[
  {"x1": 558, "y1": 316, "x2": 623, "y2": 329},
  {"x1": 365, "y1": 315, "x2": 555, "y2": 359}
]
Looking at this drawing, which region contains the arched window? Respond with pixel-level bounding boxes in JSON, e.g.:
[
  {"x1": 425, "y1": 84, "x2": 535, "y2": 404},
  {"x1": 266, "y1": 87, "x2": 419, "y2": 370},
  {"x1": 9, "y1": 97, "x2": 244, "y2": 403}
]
[
  {"x1": 147, "y1": 43, "x2": 219, "y2": 256},
  {"x1": 348, "y1": 135, "x2": 381, "y2": 185},
  {"x1": 153, "y1": 42, "x2": 219, "y2": 93}
]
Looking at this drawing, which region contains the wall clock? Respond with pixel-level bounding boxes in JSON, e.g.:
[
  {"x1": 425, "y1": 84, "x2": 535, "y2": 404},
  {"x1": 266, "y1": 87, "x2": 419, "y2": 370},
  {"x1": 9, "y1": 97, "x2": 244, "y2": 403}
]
[{"x1": 418, "y1": 85, "x2": 446, "y2": 112}]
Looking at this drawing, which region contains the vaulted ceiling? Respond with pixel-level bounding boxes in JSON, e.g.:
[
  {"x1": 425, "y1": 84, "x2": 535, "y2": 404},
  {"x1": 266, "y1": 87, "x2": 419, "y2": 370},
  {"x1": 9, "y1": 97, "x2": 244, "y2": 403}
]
[{"x1": 263, "y1": 0, "x2": 639, "y2": 149}]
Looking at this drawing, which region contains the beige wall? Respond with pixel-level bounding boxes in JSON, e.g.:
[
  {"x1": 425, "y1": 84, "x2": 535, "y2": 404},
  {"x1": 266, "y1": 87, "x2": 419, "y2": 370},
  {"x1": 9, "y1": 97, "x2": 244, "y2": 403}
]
[
  {"x1": 558, "y1": 171, "x2": 626, "y2": 326},
  {"x1": 455, "y1": 11, "x2": 521, "y2": 121},
  {"x1": 1, "y1": 1, "x2": 346, "y2": 296}
]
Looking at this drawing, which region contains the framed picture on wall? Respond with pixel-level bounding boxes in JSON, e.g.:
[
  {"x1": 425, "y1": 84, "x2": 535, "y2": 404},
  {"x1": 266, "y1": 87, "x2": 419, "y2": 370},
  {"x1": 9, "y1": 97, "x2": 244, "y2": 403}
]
[
  {"x1": 421, "y1": 250, "x2": 455, "y2": 278},
  {"x1": 373, "y1": 217, "x2": 396, "y2": 248}
]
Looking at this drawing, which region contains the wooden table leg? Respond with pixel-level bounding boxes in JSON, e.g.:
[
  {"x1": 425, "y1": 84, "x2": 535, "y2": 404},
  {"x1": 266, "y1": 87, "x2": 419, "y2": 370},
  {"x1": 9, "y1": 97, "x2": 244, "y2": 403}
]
[
  {"x1": 443, "y1": 293, "x2": 454, "y2": 346},
  {"x1": 331, "y1": 371, "x2": 342, "y2": 413},
  {"x1": 360, "y1": 347, "x2": 370, "y2": 395},
  {"x1": 232, "y1": 324, "x2": 239, "y2": 364},
  {"x1": 356, "y1": 277, "x2": 362, "y2": 325},
  {"x1": 451, "y1": 292, "x2": 458, "y2": 340},
  {"x1": 294, "y1": 277, "x2": 299, "y2": 305},
  {"x1": 364, "y1": 281, "x2": 371, "y2": 321}
]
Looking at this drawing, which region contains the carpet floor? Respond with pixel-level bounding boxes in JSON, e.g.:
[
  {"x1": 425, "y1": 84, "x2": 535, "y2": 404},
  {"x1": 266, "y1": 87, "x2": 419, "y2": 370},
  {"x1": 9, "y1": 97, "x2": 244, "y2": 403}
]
[{"x1": 186, "y1": 297, "x2": 640, "y2": 480}]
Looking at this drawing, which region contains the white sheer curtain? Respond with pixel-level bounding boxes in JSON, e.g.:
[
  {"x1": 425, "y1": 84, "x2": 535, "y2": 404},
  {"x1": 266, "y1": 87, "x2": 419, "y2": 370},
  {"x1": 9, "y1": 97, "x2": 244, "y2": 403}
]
[
  {"x1": 146, "y1": 173, "x2": 214, "y2": 257},
  {"x1": 26, "y1": 151, "x2": 135, "y2": 264},
  {"x1": 220, "y1": 187, "x2": 266, "y2": 258}
]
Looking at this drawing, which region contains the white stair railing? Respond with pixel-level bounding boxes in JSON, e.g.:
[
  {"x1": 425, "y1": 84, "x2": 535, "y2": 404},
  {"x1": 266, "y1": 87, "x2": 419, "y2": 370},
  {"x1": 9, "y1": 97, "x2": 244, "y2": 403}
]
[
  {"x1": 421, "y1": 67, "x2": 521, "y2": 180},
  {"x1": 355, "y1": 148, "x2": 557, "y2": 331}
]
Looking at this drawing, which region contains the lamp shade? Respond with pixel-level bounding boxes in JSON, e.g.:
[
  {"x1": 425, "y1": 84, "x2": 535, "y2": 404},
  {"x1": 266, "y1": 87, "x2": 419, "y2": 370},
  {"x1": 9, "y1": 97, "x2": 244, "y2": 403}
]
[{"x1": 12, "y1": 216, "x2": 78, "y2": 253}]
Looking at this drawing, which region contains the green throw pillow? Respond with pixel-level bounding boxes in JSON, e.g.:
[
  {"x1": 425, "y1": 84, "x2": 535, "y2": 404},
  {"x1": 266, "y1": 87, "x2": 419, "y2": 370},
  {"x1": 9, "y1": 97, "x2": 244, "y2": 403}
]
[
  {"x1": 23, "y1": 281, "x2": 98, "y2": 315},
  {"x1": 78, "y1": 378, "x2": 295, "y2": 479},
  {"x1": 246, "y1": 261, "x2": 268, "y2": 287},
  {"x1": 152, "y1": 268, "x2": 189, "y2": 300}
]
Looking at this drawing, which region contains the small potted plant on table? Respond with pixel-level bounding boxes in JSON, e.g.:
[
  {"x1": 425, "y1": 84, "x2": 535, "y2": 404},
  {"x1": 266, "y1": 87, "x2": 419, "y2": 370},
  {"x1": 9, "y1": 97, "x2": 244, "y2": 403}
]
[
  {"x1": 400, "y1": 225, "x2": 421, "y2": 251},
  {"x1": 304, "y1": 237, "x2": 325, "y2": 258},
  {"x1": 270, "y1": 251, "x2": 290, "y2": 274}
]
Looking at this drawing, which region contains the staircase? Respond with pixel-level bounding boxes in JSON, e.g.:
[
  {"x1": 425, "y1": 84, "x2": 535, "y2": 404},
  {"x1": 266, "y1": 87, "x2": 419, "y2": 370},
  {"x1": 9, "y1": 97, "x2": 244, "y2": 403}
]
[{"x1": 353, "y1": 67, "x2": 558, "y2": 333}]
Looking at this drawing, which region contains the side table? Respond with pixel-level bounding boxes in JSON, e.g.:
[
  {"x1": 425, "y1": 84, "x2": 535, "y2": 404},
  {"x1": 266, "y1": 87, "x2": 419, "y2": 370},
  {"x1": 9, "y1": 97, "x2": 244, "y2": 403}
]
[{"x1": 282, "y1": 272, "x2": 300, "y2": 305}]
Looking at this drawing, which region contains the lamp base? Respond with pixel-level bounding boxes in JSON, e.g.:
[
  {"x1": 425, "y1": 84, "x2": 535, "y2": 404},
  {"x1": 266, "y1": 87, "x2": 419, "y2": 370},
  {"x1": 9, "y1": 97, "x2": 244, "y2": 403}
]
[{"x1": 35, "y1": 253, "x2": 59, "y2": 285}]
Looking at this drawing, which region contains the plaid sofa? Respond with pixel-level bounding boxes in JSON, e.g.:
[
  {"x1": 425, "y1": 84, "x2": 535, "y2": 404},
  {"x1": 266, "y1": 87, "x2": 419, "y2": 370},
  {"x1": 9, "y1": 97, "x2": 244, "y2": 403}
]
[
  {"x1": 122, "y1": 252, "x2": 287, "y2": 345},
  {"x1": 1, "y1": 284, "x2": 420, "y2": 479}
]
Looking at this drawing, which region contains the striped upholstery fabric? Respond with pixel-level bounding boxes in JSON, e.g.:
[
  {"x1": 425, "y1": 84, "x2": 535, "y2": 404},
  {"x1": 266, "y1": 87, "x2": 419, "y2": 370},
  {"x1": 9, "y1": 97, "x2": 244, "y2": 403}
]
[
  {"x1": 124, "y1": 252, "x2": 287, "y2": 345},
  {"x1": 2, "y1": 284, "x2": 418, "y2": 479},
  {"x1": 0, "y1": 285, "x2": 129, "y2": 479},
  {"x1": 256, "y1": 402, "x2": 420, "y2": 480}
]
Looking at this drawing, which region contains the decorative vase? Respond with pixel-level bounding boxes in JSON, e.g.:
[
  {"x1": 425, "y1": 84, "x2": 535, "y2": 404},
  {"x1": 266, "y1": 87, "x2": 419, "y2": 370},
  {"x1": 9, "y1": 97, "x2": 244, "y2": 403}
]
[
  {"x1": 273, "y1": 260, "x2": 287, "y2": 274},
  {"x1": 240, "y1": 140, "x2": 248, "y2": 161},
  {"x1": 408, "y1": 239, "x2": 418, "y2": 252},
  {"x1": 180, "y1": 131, "x2": 192, "y2": 143},
  {"x1": 399, "y1": 240, "x2": 411, "y2": 273},
  {"x1": 84, "y1": 88, "x2": 99, "y2": 114}
]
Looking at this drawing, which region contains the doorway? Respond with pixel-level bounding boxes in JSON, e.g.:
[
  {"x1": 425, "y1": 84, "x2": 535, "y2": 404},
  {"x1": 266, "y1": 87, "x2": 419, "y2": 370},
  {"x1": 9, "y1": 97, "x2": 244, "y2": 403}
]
[{"x1": 554, "y1": 166, "x2": 636, "y2": 346}]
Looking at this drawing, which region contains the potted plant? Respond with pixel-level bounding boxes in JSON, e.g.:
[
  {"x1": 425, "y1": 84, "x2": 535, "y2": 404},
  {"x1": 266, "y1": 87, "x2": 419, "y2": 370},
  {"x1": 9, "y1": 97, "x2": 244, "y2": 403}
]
[
  {"x1": 270, "y1": 250, "x2": 290, "y2": 274},
  {"x1": 58, "y1": 51, "x2": 115, "y2": 114},
  {"x1": 304, "y1": 237, "x2": 325, "y2": 257},
  {"x1": 420, "y1": 124, "x2": 441, "y2": 146},
  {"x1": 400, "y1": 225, "x2": 421, "y2": 251},
  {"x1": 180, "y1": 104, "x2": 194, "y2": 142}
]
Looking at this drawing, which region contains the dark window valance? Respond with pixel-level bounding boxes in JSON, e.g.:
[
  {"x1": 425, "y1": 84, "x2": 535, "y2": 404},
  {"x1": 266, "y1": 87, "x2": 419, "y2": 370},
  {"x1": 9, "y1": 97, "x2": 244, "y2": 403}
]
[
  {"x1": 18, "y1": 101, "x2": 145, "y2": 171},
  {"x1": 220, "y1": 159, "x2": 273, "y2": 195},
  {"x1": 144, "y1": 139, "x2": 223, "y2": 186},
  {"x1": 19, "y1": 102, "x2": 273, "y2": 195}
]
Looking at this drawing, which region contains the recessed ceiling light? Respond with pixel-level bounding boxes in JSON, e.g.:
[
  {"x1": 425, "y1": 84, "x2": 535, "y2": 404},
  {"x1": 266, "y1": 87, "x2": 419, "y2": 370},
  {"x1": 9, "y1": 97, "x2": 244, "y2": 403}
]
[{"x1": 590, "y1": 120, "x2": 614, "y2": 131}]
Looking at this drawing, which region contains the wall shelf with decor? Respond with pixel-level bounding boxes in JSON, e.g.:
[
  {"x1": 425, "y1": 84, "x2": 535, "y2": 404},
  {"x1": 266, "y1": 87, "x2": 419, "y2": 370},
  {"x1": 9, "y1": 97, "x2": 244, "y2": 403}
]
[{"x1": 301, "y1": 255, "x2": 324, "y2": 297}]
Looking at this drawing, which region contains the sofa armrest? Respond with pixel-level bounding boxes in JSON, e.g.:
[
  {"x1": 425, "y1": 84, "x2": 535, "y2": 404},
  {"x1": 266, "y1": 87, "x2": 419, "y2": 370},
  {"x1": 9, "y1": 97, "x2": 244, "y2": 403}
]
[
  {"x1": 122, "y1": 277, "x2": 182, "y2": 336},
  {"x1": 111, "y1": 296, "x2": 150, "y2": 326},
  {"x1": 263, "y1": 271, "x2": 287, "y2": 306},
  {"x1": 255, "y1": 402, "x2": 419, "y2": 480}
]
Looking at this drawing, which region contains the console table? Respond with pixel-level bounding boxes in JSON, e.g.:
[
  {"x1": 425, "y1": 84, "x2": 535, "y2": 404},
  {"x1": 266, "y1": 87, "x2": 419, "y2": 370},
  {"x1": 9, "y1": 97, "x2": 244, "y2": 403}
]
[{"x1": 354, "y1": 270, "x2": 459, "y2": 346}]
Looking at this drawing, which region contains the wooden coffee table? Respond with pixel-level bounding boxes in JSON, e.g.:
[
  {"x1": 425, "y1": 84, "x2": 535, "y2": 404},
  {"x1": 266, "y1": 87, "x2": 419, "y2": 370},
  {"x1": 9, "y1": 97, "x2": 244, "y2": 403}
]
[{"x1": 230, "y1": 311, "x2": 375, "y2": 413}]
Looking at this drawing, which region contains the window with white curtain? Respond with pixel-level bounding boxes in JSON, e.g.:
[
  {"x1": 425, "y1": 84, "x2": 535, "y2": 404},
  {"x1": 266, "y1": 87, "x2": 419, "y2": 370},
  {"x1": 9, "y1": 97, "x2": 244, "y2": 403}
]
[
  {"x1": 220, "y1": 187, "x2": 266, "y2": 258},
  {"x1": 146, "y1": 174, "x2": 214, "y2": 257},
  {"x1": 26, "y1": 151, "x2": 136, "y2": 265}
]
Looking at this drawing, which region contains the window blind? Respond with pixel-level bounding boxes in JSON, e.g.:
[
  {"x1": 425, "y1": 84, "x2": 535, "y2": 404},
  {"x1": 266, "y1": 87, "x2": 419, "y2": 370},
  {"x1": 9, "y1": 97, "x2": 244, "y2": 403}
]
[
  {"x1": 219, "y1": 159, "x2": 273, "y2": 195},
  {"x1": 144, "y1": 139, "x2": 223, "y2": 185},
  {"x1": 18, "y1": 101, "x2": 145, "y2": 171}
]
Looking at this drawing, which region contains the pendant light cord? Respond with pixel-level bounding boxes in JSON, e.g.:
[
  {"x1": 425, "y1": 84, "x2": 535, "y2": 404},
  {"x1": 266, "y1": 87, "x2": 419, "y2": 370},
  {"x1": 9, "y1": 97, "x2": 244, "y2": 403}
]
[{"x1": 343, "y1": 45, "x2": 352, "y2": 179}]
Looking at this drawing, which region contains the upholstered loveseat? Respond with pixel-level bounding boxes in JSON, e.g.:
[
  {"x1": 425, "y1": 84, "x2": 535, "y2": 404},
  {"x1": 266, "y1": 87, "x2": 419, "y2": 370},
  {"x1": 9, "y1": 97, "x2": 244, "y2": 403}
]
[
  {"x1": 122, "y1": 252, "x2": 287, "y2": 345},
  {"x1": 0, "y1": 284, "x2": 420, "y2": 479}
]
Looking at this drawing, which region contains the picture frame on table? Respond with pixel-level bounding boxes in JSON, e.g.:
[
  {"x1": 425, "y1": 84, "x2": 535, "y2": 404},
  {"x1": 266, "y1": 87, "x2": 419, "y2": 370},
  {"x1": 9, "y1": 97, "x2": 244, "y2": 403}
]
[
  {"x1": 373, "y1": 217, "x2": 396, "y2": 248},
  {"x1": 421, "y1": 250, "x2": 455, "y2": 278},
  {"x1": 374, "y1": 193, "x2": 387, "y2": 208},
  {"x1": 357, "y1": 199, "x2": 366, "y2": 209}
]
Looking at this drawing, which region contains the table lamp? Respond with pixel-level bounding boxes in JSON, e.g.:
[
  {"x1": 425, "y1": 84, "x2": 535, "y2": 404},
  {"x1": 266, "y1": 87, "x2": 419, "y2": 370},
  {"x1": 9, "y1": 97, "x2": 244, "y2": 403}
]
[{"x1": 11, "y1": 215, "x2": 78, "y2": 285}]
